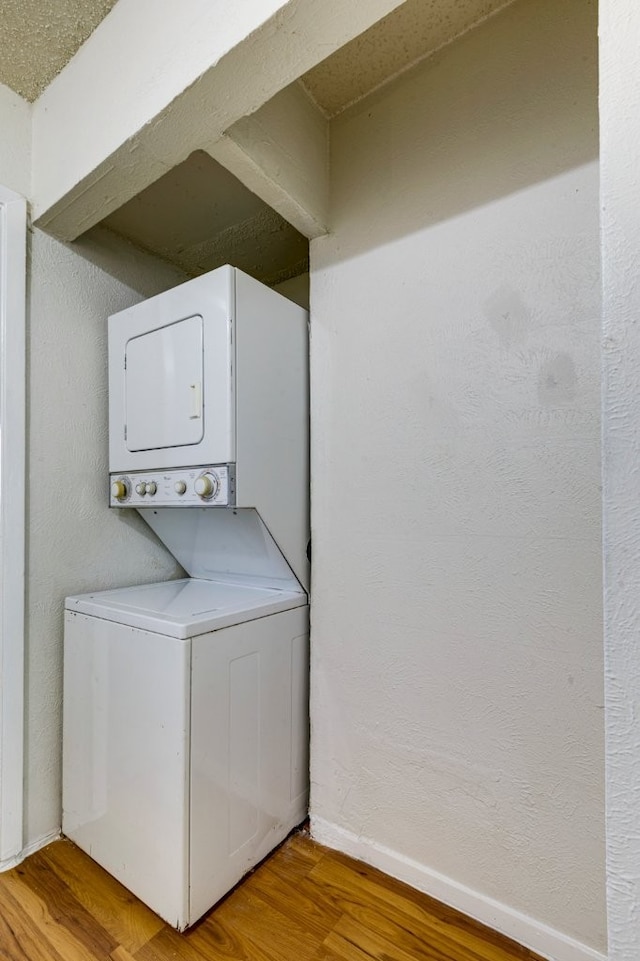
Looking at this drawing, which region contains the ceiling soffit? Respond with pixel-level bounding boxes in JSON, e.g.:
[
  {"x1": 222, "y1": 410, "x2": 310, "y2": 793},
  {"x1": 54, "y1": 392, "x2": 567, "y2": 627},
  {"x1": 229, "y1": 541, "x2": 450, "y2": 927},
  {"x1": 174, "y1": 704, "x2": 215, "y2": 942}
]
[
  {"x1": 300, "y1": 0, "x2": 515, "y2": 117},
  {"x1": 101, "y1": 151, "x2": 308, "y2": 287}
]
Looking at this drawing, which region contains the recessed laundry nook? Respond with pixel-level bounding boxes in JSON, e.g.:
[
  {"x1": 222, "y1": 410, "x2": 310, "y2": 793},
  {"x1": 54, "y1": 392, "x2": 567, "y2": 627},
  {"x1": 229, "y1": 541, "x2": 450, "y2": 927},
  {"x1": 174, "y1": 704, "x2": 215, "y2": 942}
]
[{"x1": 0, "y1": 0, "x2": 635, "y2": 960}]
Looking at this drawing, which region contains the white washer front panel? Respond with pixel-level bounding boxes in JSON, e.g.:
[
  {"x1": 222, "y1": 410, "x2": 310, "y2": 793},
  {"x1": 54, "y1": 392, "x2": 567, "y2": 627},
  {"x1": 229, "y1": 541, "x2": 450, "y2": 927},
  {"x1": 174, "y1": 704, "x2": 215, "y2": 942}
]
[
  {"x1": 63, "y1": 611, "x2": 191, "y2": 928},
  {"x1": 63, "y1": 605, "x2": 309, "y2": 930}
]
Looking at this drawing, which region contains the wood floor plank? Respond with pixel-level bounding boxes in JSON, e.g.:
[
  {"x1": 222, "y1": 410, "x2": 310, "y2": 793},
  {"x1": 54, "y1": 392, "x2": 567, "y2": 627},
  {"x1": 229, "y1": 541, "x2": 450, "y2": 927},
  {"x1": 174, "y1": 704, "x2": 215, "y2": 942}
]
[
  {"x1": 111, "y1": 949, "x2": 139, "y2": 961},
  {"x1": 285, "y1": 829, "x2": 325, "y2": 864},
  {"x1": 185, "y1": 917, "x2": 276, "y2": 961},
  {"x1": 134, "y1": 927, "x2": 212, "y2": 961},
  {"x1": 310, "y1": 849, "x2": 541, "y2": 961},
  {"x1": 6, "y1": 850, "x2": 118, "y2": 960},
  {"x1": 330, "y1": 898, "x2": 487, "y2": 961},
  {"x1": 321, "y1": 928, "x2": 379, "y2": 961},
  {"x1": 39, "y1": 840, "x2": 164, "y2": 953},
  {"x1": 315, "y1": 950, "x2": 362, "y2": 961},
  {"x1": 0, "y1": 833, "x2": 547, "y2": 961},
  {"x1": 321, "y1": 847, "x2": 539, "y2": 960},
  {"x1": 190, "y1": 887, "x2": 323, "y2": 961},
  {"x1": 0, "y1": 883, "x2": 69, "y2": 961},
  {"x1": 0, "y1": 871, "x2": 110, "y2": 961},
  {"x1": 327, "y1": 913, "x2": 461, "y2": 961},
  {"x1": 242, "y1": 859, "x2": 341, "y2": 940},
  {"x1": 260, "y1": 832, "x2": 325, "y2": 886}
]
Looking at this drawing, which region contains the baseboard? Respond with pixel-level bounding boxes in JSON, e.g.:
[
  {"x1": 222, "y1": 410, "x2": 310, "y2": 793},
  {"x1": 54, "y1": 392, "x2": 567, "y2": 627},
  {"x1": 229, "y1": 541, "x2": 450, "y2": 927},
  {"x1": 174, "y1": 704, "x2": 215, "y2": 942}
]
[
  {"x1": 0, "y1": 830, "x2": 61, "y2": 872},
  {"x1": 310, "y1": 816, "x2": 607, "y2": 961}
]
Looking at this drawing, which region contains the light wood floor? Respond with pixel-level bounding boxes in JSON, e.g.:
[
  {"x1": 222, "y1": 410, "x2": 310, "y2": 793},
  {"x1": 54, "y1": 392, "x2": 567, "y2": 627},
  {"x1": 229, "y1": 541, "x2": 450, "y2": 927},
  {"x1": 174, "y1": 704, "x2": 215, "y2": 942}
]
[{"x1": 0, "y1": 831, "x2": 544, "y2": 961}]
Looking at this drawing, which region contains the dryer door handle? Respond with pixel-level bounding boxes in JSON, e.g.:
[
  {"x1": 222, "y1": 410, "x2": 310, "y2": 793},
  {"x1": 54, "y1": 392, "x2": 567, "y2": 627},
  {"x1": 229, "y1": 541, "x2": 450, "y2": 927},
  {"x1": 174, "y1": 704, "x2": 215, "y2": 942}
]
[{"x1": 189, "y1": 382, "x2": 202, "y2": 419}]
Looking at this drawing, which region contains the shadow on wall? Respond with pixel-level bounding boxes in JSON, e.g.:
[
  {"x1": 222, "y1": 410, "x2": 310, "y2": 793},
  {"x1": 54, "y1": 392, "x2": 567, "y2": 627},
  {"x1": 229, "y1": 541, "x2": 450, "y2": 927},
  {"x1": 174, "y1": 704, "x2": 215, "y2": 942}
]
[
  {"x1": 321, "y1": 0, "x2": 598, "y2": 265},
  {"x1": 71, "y1": 225, "x2": 190, "y2": 299}
]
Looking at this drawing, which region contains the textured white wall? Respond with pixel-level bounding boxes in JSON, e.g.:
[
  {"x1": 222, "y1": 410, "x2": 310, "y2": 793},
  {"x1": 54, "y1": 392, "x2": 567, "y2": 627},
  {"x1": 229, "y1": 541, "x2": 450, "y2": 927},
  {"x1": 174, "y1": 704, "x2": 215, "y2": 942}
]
[
  {"x1": 25, "y1": 229, "x2": 186, "y2": 846},
  {"x1": 0, "y1": 82, "x2": 30, "y2": 198},
  {"x1": 600, "y1": 2, "x2": 640, "y2": 959},
  {"x1": 310, "y1": 0, "x2": 603, "y2": 958}
]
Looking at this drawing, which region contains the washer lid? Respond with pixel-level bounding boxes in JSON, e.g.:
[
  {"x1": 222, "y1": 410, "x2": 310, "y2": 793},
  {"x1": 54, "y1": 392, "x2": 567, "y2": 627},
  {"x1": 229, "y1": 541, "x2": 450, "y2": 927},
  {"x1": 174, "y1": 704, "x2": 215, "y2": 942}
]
[{"x1": 65, "y1": 578, "x2": 306, "y2": 639}]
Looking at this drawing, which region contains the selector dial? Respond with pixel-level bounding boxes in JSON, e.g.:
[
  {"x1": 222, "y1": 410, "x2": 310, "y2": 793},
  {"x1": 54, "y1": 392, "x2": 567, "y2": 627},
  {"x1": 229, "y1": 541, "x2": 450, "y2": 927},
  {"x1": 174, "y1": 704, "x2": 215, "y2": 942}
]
[
  {"x1": 195, "y1": 472, "x2": 219, "y2": 499},
  {"x1": 136, "y1": 482, "x2": 147, "y2": 496},
  {"x1": 174, "y1": 480, "x2": 187, "y2": 495},
  {"x1": 111, "y1": 479, "x2": 129, "y2": 501},
  {"x1": 147, "y1": 482, "x2": 157, "y2": 495}
]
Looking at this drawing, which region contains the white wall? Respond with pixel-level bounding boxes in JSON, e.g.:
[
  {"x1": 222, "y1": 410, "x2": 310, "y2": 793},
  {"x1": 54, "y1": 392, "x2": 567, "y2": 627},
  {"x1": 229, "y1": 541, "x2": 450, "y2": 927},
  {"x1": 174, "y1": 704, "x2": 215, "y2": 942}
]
[
  {"x1": 0, "y1": 82, "x2": 30, "y2": 198},
  {"x1": 310, "y1": 0, "x2": 603, "y2": 958},
  {"x1": 24, "y1": 228, "x2": 187, "y2": 846},
  {"x1": 600, "y1": 2, "x2": 640, "y2": 959}
]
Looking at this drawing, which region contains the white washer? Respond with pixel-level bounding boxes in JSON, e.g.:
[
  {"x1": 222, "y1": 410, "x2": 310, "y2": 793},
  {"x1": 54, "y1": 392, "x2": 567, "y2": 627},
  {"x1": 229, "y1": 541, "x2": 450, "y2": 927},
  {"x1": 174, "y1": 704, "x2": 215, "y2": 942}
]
[
  {"x1": 62, "y1": 267, "x2": 310, "y2": 929},
  {"x1": 63, "y1": 578, "x2": 309, "y2": 931}
]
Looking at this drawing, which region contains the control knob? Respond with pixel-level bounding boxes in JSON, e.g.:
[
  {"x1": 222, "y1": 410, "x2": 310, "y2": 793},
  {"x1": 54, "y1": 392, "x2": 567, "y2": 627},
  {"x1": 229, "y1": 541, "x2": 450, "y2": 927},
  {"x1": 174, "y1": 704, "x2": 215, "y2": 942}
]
[
  {"x1": 195, "y1": 472, "x2": 219, "y2": 499},
  {"x1": 136, "y1": 482, "x2": 147, "y2": 496},
  {"x1": 111, "y1": 479, "x2": 129, "y2": 501},
  {"x1": 174, "y1": 480, "x2": 187, "y2": 495},
  {"x1": 147, "y1": 482, "x2": 157, "y2": 495}
]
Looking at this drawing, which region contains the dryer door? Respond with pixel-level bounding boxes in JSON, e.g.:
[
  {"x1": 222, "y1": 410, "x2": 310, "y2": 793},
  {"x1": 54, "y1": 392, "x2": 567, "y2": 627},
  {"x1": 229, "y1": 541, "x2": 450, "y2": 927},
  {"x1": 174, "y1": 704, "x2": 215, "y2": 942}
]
[
  {"x1": 109, "y1": 266, "x2": 235, "y2": 472},
  {"x1": 126, "y1": 315, "x2": 204, "y2": 452}
]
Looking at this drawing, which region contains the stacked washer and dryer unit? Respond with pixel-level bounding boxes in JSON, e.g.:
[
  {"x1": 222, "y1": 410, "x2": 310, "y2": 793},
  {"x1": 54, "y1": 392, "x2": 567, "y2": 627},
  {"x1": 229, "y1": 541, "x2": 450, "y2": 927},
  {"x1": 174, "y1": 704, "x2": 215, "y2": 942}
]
[{"x1": 62, "y1": 265, "x2": 310, "y2": 930}]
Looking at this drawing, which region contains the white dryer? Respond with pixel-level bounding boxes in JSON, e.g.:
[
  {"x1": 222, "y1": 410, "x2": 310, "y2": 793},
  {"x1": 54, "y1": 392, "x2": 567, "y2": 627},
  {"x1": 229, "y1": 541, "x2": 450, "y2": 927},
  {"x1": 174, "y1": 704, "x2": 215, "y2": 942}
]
[{"x1": 62, "y1": 266, "x2": 309, "y2": 930}]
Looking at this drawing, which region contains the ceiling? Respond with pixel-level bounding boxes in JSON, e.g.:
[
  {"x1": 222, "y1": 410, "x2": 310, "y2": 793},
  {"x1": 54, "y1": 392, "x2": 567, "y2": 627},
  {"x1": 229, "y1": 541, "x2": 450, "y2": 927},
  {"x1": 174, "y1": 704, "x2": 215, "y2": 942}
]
[
  {"x1": 1, "y1": 0, "x2": 514, "y2": 111},
  {"x1": 299, "y1": 0, "x2": 514, "y2": 117},
  {"x1": 97, "y1": 0, "x2": 513, "y2": 284},
  {"x1": 0, "y1": 0, "x2": 118, "y2": 102},
  {"x1": 0, "y1": 0, "x2": 514, "y2": 284}
]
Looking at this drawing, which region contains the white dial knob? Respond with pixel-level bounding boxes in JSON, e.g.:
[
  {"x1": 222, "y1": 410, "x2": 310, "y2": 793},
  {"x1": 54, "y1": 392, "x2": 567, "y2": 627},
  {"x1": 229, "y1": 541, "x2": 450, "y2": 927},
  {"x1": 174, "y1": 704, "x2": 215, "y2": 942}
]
[
  {"x1": 111, "y1": 480, "x2": 128, "y2": 500},
  {"x1": 136, "y1": 482, "x2": 147, "y2": 496},
  {"x1": 147, "y1": 482, "x2": 157, "y2": 495},
  {"x1": 195, "y1": 472, "x2": 219, "y2": 499},
  {"x1": 174, "y1": 480, "x2": 187, "y2": 495}
]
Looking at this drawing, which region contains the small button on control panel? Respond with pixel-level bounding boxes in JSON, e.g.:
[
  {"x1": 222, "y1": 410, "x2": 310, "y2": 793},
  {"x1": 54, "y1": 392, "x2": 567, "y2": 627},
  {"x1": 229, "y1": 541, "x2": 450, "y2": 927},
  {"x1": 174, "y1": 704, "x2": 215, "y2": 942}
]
[{"x1": 109, "y1": 466, "x2": 235, "y2": 507}]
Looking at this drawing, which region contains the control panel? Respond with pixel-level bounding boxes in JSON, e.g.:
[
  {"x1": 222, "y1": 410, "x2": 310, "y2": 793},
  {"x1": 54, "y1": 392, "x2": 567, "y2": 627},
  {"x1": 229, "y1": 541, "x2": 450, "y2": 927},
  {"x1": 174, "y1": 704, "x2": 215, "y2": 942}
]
[{"x1": 109, "y1": 466, "x2": 235, "y2": 508}]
